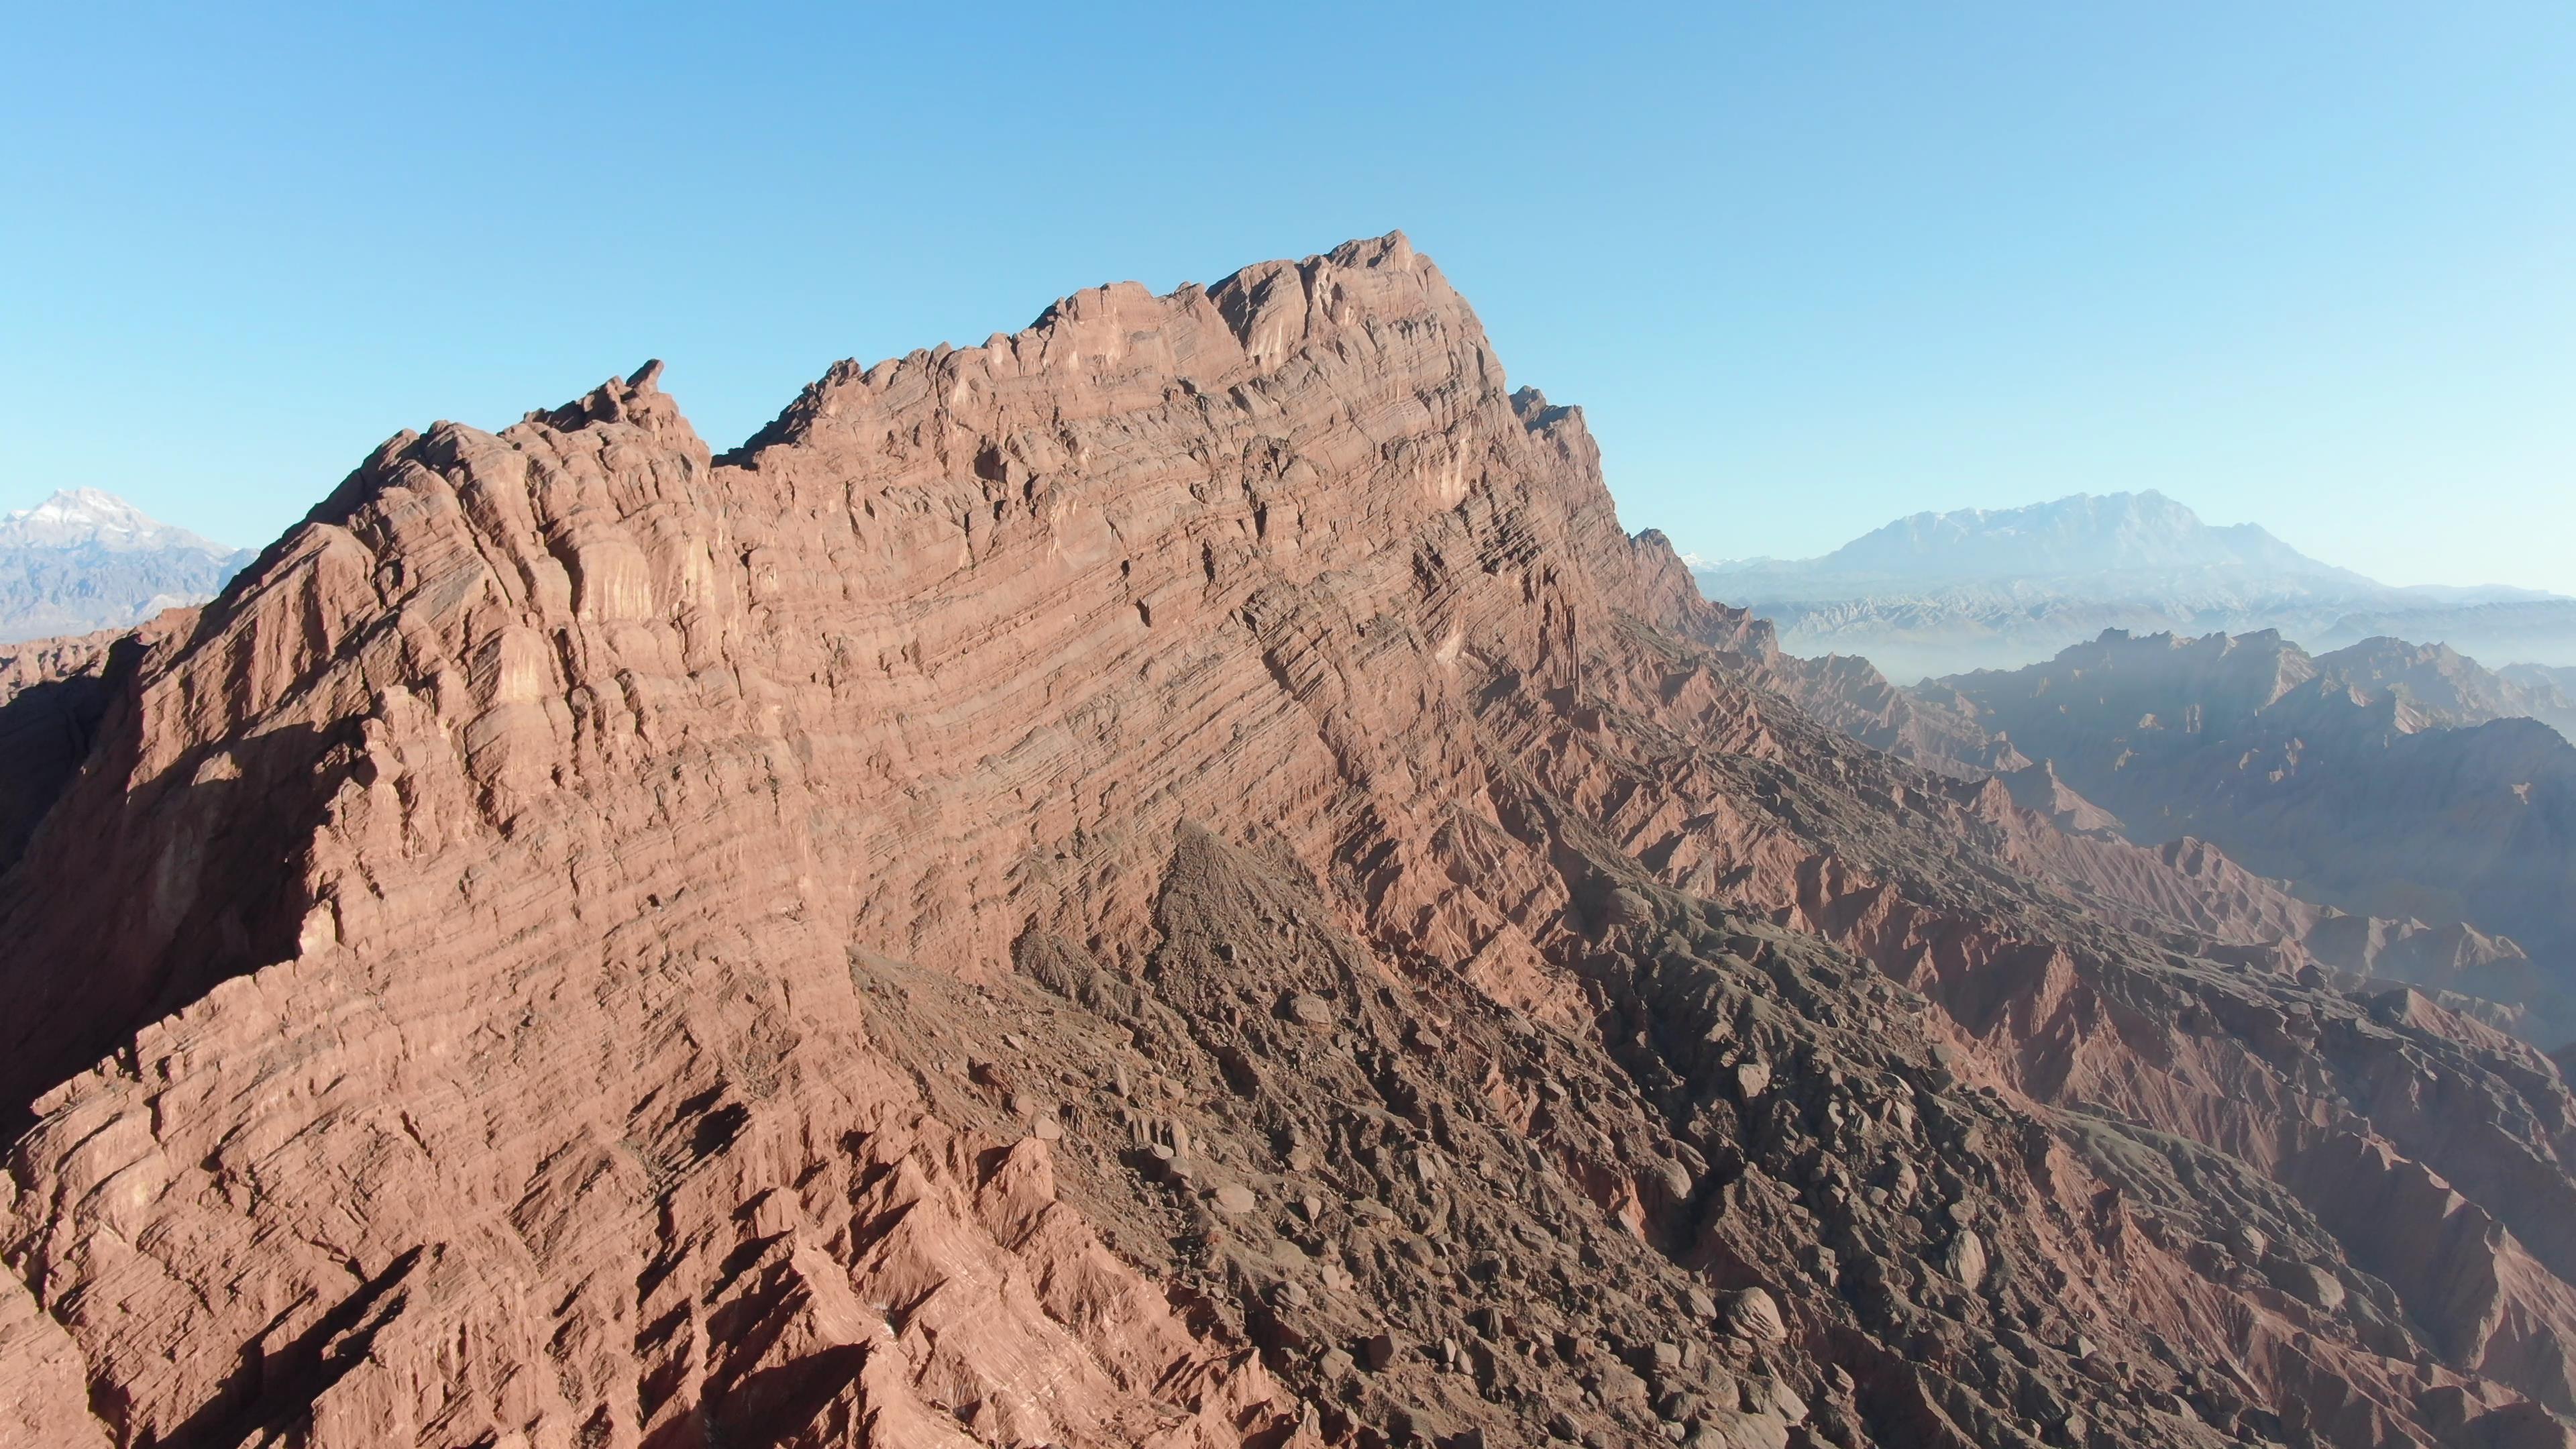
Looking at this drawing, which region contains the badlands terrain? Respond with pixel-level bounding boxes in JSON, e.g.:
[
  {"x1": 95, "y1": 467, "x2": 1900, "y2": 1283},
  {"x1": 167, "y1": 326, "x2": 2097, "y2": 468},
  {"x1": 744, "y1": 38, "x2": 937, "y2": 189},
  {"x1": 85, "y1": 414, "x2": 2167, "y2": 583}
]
[
  {"x1": 1880, "y1": 631, "x2": 2576, "y2": 1048},
  {"x1": 5, "y1": 236, "x2": 2576, "y2": 1449}
]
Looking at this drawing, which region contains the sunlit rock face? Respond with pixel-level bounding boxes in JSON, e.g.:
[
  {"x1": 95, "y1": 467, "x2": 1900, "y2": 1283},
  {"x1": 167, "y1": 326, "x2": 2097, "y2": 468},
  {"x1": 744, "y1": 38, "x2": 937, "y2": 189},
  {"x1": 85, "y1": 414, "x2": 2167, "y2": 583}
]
[{"x1": 6, "y1": 236, "x2": 2576, "y2": 1449}]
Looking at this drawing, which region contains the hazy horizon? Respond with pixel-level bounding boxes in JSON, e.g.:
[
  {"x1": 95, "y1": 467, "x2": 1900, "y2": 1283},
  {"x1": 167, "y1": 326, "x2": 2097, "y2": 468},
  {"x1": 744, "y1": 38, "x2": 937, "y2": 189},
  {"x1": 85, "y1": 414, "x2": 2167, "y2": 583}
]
[{"x1": 1678, "y1": 488, "x2": 2565, "y2": 594}]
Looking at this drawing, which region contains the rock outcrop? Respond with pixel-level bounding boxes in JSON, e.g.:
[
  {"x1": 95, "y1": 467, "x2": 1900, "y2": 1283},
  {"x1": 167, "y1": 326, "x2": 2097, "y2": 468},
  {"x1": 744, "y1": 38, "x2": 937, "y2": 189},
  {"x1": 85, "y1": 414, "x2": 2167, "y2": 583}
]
[{"x1": 7, "y1": 236, "x2": 2576, "y2": 1449}]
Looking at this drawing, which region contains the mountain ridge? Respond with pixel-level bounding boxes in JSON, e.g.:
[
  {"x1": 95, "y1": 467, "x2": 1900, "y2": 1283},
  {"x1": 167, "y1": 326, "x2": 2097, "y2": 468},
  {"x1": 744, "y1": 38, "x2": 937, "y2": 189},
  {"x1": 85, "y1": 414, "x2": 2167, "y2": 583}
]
[
  {"x1": 8, "y1": 237, "x2": 2576, "y2": 1449},
  {"x1": 1898, "y1": 625, "x2": 2576, "y2": 1041},
  {"x1": 1707, "y1": 490, "x2": 2373, "y2": 590}
]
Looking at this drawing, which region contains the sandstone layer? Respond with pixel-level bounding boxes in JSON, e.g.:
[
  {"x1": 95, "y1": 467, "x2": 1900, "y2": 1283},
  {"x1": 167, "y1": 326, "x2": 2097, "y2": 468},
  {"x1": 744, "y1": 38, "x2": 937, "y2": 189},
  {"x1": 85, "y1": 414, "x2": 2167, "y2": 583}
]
[{"x1": 6, "y1": 237, "x2": 2576, "y2": 1449}]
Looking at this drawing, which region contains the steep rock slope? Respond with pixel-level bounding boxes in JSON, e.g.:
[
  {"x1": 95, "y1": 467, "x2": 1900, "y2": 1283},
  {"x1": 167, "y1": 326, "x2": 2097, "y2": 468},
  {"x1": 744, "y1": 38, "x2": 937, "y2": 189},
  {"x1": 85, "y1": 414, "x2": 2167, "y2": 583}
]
[
  {"x1": 2507, "y1": 665, "x2": 2576, "y2": 703},
  {"x1": 5, "y1": 238, "x2": 2576, "y2": 1449}
]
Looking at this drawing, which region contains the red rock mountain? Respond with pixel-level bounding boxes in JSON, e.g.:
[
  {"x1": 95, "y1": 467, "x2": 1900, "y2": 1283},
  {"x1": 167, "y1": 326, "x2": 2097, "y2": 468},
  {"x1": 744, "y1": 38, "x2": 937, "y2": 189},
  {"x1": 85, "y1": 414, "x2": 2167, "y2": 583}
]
[{"x1": 7, "y1": 236, "x2": 2576, "y2": 1449}]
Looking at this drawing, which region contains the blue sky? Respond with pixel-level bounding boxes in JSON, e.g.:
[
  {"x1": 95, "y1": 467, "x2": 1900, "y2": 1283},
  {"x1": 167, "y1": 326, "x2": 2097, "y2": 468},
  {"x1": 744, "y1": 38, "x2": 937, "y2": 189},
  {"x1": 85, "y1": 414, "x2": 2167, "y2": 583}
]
[{"x1": 5, "y1": 3, "x2": 2571, "y2": 590}]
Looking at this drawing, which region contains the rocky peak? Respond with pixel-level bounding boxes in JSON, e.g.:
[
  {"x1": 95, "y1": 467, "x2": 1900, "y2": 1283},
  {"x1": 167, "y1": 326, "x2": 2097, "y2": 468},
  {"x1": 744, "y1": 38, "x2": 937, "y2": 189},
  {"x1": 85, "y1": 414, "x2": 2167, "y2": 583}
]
[
  {"x1": 734, "y1": 231, "x2": 1459, "y2": 462},
  {"x1": 7, "y1": 239, "x2": 2576, "y2": 1449},
  {"x1": 2316, "y1": 634, "x2": 2576, "y2": 735}
]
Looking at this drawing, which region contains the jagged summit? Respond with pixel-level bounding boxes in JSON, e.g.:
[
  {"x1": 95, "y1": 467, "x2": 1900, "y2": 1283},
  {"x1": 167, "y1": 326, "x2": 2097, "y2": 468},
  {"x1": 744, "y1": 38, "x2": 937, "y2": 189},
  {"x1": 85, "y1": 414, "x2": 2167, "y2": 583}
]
[
  {"x1": 523, "y1": 357, "x2": 678, "y2": 431},
  {"x1": 731, "y1": 231, "x2": 1450, "y2": 462}
]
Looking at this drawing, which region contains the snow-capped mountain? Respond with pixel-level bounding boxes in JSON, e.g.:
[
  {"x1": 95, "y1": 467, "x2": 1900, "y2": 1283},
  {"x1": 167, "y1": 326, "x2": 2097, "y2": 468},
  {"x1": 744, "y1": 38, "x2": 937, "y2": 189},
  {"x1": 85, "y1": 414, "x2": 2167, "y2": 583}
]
[
  {"x1": 0, "y1": 490, "x2": 255, "y2": 642},
  {"x1": 0, "y1": 488, "x2": 235, "y2": 553}
]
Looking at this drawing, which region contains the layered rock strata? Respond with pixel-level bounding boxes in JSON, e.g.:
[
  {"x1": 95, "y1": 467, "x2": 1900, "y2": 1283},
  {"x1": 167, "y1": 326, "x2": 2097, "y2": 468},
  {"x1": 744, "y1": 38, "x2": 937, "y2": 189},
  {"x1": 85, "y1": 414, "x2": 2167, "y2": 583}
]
[{"x1": 5, "y1": 237, "x2": 2576, "y2": 1449}]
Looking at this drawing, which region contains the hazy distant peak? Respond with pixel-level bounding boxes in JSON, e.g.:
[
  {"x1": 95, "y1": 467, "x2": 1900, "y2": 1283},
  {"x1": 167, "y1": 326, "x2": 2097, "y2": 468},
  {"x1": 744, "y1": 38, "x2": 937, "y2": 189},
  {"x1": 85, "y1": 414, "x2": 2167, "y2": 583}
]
[
  {"x1": 0, "y1": 488, "x2": 236, "y2": 556},
  {"x1": 1682, "y1": 488, "x2": 2576, "y2": 682},
  {"x1": 0, "y1": 489, "x2": 253, "y2": 643},
  {"x1": 1803, "y1": 490, "x2": 2363, "y2": 584}
]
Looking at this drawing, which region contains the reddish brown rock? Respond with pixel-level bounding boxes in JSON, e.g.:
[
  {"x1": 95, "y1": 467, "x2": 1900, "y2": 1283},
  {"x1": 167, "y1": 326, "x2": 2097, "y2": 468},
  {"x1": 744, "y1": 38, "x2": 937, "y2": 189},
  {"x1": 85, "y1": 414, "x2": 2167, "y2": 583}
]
[
  {"x1": 4, "y1": 234, "x2": 2576, "y2": 1449},
  {"x1": 0, "y1": 1267, "x2": 107, "y2": 1449}
]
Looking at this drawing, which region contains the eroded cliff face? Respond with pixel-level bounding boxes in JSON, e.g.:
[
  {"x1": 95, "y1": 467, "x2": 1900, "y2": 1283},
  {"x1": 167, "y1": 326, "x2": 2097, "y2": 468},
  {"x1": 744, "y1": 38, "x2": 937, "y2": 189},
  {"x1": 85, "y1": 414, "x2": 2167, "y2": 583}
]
[{"x1": 5, "y1": 236, "x2": 2576, "y2": 1449}]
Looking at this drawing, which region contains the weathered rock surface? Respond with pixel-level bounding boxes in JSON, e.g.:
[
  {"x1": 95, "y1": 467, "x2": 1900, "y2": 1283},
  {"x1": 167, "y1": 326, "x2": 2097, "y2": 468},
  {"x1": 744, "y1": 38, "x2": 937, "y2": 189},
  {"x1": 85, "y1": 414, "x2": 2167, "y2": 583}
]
[{"x1": 6, "y1": 235, "x2": 2576, "y2": 1448}]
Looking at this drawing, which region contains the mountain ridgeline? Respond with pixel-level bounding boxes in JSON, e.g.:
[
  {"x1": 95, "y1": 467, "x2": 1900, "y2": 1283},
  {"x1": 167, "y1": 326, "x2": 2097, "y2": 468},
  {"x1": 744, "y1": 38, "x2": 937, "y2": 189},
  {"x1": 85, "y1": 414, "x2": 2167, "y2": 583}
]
[{"x1": 7, "y1": 238, "x2": 2576, "y2": 1449}]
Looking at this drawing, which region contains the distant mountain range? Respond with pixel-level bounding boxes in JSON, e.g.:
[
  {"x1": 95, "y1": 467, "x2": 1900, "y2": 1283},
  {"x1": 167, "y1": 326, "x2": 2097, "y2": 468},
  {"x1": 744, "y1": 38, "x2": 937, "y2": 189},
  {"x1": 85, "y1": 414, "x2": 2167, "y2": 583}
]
[
  {"x1": 1892, "y1": 627, "x2": 2576, "y2": 1043},
  {"x1": 1714, "y1": 493, "x2": 2576, "y2": 1045},
  {"x1": 2507, "y1": 662, "x2": 2576, "y2": 697},
  {"x1": 1693, "y1": 490, "x2": 2576, "y2": 680},
  {"x1": 0, "y1": 489, "x2": 254, "y2": 642}
]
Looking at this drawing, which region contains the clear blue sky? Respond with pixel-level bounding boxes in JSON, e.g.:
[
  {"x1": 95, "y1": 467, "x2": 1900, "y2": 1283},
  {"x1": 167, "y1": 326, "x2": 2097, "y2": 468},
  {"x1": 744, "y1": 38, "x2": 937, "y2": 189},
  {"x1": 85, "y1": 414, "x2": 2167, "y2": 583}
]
[{"x1": 5, "y1": 3, "x2": 2571, "y2": 590}]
